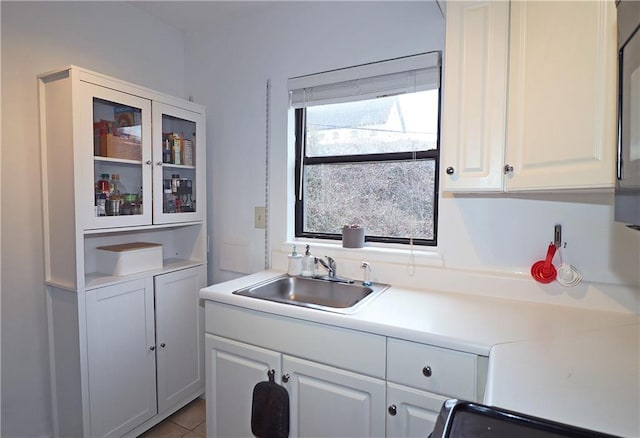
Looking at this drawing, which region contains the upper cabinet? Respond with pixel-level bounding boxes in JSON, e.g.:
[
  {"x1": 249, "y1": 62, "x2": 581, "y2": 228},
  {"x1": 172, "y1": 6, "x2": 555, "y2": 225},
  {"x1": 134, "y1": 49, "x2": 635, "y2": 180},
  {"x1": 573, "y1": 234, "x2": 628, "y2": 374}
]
[
  {"x1": 43, "y1": 66, "x2": 206, "y2": 231},
  {"x1": 442, "y1": 0, "x2": 617, "y2": 192}
]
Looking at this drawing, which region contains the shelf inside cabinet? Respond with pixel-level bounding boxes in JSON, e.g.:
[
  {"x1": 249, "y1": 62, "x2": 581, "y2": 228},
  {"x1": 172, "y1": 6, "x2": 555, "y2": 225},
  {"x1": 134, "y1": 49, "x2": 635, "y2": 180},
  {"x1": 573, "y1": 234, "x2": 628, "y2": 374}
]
[
  {"x1": 82, "y1": 221, "x2": 203, "y2": 235},
  {"x1": 94, "y1": 156, "x2": 143, "y2": 165},
  {"x1": 85, "y1": 259, "x2": 203, "y2": 290},
  {"x1": 162, "y1": 163, "x2": 196, "y2": 171}
]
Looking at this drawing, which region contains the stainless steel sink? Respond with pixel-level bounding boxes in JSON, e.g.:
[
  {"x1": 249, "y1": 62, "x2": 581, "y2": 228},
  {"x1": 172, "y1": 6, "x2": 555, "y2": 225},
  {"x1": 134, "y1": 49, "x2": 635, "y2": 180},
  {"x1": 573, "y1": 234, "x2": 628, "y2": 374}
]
[{"x1": 232, "y1": 275, "x2": 389, "y2": 313}]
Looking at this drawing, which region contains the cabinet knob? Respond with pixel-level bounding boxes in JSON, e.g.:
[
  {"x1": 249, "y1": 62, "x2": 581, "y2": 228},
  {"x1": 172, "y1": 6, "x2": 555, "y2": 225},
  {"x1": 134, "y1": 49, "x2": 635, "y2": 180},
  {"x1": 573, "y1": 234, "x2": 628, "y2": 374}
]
[
  {"x1": 156, "y1": 161, "x2": 163, "y2": 166},
  {"x1": 504, "y1": 164, "x2": 514, "y2": 174},
  {"x1": 282, "y1": 373, "x2": 291, "y2": 383},
  {"x1": 160, "y1": 343, "x2": 166, "y2": 348},
  {"x1": 149, "y1": 346, "x2": 156, "y2": 351},
  {"x1": 446, "y1": 166, "x2": 455, "y2": 175},
  {"x1": 388, "y1": 404, "x2": 397, "y2": 416},
  {"x1": 422, "y1": 366, "x2": 432, "y2": 377},
  {"x1": 146, "y1": 160, "x2": 152, "y2": 165}
]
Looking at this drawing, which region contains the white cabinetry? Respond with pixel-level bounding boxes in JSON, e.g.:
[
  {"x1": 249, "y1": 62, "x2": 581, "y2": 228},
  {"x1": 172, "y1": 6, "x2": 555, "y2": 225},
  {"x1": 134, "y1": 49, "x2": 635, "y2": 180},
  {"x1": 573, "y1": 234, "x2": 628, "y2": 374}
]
[
  {"x1": 204, "y1": 301, "x2": 487, "y2": 438},
  {"x1": 86, "y1": 279, "x2": 157, "y2": 437},
  {"x1": 155, "y1": 267, "x2": 206, "y2": 414},
  {"x1": 386, "y1": 383, "x2": 448, "y2": 438},
  {"x1": 284, "y1": 355, "x2": 385, "y2": 437},
  {"x1": 205, "y1": 335, "x2": 386, "y2": 438},
  {"x1": 442, "y1": 0, "x2": 617, "y2": 192},
  {"x1": 39, "y1": 66, "x2": 207, "y2": 437},
  {"x1": 385, "y1": 338, "x2": 487, "y2": 437},
  {"x1": 205, "y1": 336, "x2": 281, "y2": 438}
]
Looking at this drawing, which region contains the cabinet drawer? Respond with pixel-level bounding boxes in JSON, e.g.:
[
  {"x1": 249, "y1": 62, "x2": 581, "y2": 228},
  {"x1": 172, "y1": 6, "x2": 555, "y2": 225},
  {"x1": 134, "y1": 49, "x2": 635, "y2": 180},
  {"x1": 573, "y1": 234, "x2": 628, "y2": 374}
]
[
  {"x1": 206, "y1": 301, "x2": 386, "y2": 379},
  {"x1": 387, "y1": 338, "x2": 478, "y2": 400}
]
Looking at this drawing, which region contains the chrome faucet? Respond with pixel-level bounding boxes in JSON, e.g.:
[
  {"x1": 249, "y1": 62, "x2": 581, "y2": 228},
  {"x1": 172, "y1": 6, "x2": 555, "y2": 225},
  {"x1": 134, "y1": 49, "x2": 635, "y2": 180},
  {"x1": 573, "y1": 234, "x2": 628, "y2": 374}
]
[
  {"x1": 314, "y1": 256, "x2": 353, "y2": 283},
  {"x1": 316, "y1": 256, "x2": 336, "y2": 278}
]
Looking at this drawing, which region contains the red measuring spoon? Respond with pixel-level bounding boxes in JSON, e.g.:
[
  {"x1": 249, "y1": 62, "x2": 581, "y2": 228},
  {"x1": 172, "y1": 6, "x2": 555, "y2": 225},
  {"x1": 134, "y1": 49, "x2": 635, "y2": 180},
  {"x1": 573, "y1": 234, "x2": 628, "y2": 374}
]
[{"x1": 531, "y1": 243, "x2": 558, "y2": 284}]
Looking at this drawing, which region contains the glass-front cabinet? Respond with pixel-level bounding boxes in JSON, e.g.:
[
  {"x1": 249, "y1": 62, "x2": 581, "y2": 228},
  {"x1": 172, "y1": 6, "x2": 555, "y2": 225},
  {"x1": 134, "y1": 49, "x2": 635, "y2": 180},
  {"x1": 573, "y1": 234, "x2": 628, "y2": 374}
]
[
  {"x1": 80, "y1": 83, "x2": 204, "y2": 230},
  {"x1": 152, "y1": 103, "x2": 205, "y2": 224},
  {"x1": 83, "y1": 83, "x2": 153, "y2": 229}
]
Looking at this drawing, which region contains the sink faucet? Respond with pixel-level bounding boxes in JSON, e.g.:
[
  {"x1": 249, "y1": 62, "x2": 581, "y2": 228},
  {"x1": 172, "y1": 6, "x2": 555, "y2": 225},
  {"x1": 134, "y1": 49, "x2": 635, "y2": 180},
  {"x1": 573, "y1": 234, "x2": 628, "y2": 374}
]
[
  {"x1": 315, "y1": 256, "x2": 353, "y2": 283},
  {"x1": 316, "y1": 256, "x2": 336, "y2": 278}
]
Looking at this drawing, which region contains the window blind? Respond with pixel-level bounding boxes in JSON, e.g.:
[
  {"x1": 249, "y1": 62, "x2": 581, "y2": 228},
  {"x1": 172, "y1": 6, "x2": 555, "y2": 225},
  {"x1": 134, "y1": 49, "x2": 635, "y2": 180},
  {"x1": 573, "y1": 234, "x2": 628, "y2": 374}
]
[{"x1": 288, "y1": 51, "x2": 441, "y2": 108}]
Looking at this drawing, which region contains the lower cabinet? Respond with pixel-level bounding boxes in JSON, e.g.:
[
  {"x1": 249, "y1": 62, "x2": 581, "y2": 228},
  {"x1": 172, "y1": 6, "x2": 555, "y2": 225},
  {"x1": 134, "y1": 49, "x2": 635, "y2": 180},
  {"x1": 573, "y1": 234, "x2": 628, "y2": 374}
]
[
  {"x1": 86, "y1": 278, "x2": 157, "y2": 437},
  {"x1": 385, "y1": 337, "x2": 488, "y2": 438},
  {"x1": 386, "y1": 383, "x2": 448, "y2": 438},
  {"x1": 284, "y1": 355, "x2": 385, "y2": 437},
  {"x1": 206, "y1": 334, "x2": 386, "y2": 438},
  {"x1": 205, "y1": 335, "x2": 281, "y2": 437},
  {"x1": 204, "y1": 302, "x2": 488, "y2": 438},
  {"x1": 48, "y1": 265, "x2": 205, "y2": 437}
]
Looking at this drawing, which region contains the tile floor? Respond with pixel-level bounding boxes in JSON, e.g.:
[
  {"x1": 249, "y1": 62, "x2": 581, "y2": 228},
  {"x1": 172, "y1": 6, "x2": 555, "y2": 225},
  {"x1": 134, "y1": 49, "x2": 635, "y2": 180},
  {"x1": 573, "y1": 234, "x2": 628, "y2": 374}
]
[{"x1": 139, "y1": 398, "x2": 206, "y2": 438}]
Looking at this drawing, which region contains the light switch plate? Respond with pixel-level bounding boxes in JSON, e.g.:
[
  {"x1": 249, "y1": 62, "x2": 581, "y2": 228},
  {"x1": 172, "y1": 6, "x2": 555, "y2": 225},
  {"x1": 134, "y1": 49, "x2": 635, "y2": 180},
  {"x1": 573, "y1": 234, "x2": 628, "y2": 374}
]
[{"x1": 254, "y1": 207, "x2": 266, "y2": 229}]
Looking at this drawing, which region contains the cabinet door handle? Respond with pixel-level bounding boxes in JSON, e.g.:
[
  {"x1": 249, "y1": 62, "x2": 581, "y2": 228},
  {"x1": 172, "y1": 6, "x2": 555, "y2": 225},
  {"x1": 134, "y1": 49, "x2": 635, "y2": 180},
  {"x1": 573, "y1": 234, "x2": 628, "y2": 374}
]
[
  {"x1": 160, "y1": 343, "x2": 166, "y2": 348},
  {"x1": 504, "y1": 164, "x2": 514, "y2": 174},
  {"x1": 422, "y1": 366, "x2": 432, "y2": 377},
  {"x1": 388, "y1": 404, "x2": 397, "y2": 416},
  {"x1": 156, "y1": 161, "x2": 163, "y2": 166},
  {"x1": 149, "y1": 345, "x2": 156, "y2": 351},
  {"x1": 446, "y1": 166, "x2": 455, "y2": 175},
  {"x1": 282, "y1": 373, "x2": 290, "y2": 383},
  {"x1": 146, "y1": 160, "x2": 152, "y2": 165}
]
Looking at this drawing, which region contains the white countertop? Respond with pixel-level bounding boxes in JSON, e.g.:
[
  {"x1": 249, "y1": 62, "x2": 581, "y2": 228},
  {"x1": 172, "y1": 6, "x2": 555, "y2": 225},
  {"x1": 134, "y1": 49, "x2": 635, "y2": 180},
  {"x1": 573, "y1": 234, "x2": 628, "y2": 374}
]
[
  {"x1": 200, "y1": 270, "x2": 640, "y2": 436},
  {"x1": 199, "y1": 270, "x2": 637, "y2": 355}
]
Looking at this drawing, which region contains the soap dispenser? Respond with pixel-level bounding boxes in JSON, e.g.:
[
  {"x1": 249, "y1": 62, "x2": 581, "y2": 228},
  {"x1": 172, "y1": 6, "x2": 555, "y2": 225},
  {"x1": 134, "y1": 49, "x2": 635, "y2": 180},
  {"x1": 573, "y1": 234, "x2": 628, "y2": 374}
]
[
  {"x1": 301, "y1": 245, "x2": 314, "y2": 277},
  {"x1": 287, "y1": 245, "x2": 302, "y2": 276}
]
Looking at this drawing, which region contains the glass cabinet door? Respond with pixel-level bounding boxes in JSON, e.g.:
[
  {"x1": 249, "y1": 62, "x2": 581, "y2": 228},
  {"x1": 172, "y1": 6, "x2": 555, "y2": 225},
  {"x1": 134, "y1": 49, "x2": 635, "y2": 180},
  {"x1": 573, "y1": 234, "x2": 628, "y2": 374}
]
[
  {"x1": 81, "y1": 82, "x2": 152, "y2": 229},
  {"x1": 152, "y1": 102, "x2": 205, "y2": 224}
]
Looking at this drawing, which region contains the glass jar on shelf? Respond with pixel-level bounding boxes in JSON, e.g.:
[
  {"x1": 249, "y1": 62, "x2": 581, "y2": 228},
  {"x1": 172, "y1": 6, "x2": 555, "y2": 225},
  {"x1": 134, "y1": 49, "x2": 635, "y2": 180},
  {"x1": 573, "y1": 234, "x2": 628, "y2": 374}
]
[{"x1": 106, "y1": 173, "x2": 126, "y2": 216}]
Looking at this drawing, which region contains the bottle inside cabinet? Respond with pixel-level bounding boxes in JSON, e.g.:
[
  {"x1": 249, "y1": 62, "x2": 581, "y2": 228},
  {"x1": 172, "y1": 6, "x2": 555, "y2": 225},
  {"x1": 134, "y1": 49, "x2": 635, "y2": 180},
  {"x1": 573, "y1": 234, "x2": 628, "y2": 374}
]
[{"x1": 92, "y1": 98, "x2": 144, "y2": 218}]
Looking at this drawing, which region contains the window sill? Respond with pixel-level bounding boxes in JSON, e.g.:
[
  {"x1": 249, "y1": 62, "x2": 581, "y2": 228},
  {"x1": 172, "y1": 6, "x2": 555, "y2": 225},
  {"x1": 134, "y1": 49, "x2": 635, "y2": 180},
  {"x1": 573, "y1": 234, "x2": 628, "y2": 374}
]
[{"x1": 278, "y1": 238, "x2": 444, "y2": 269}]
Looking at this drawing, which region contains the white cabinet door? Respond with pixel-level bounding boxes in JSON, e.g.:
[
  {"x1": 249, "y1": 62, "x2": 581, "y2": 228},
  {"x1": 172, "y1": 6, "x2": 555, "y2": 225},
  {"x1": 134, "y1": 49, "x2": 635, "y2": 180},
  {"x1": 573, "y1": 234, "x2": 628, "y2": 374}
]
[
  {"x1": 442, "y1": 0, "x2": 616, "y2": 192},
  {"x1": 505, "y1": 0, "x2": 616, "y2": 191},
  {"x1": 441, "y1": 0, "x2": 509, "y2": 192},
  {"x1": 77, "y1": 82, "x2": 153, "y2": 229},
  {"x1": 152, "y1": 102, "x2": 206, "y2": 224},
  {"x1": 283, "y1": 355, "x2": 386, "y2": 438},
  {"x1": 386, "y1": 382, "x2": 448, "y2": 438},
  {"x1": 155, "y1": 266, "x2": 205, "y2": 414},
  {"x1": 205, "y1": 334, "x2": 282, "y2": 438},
  {"x1": 85, "y1": 278, "x2": 156, "y2": 437}
]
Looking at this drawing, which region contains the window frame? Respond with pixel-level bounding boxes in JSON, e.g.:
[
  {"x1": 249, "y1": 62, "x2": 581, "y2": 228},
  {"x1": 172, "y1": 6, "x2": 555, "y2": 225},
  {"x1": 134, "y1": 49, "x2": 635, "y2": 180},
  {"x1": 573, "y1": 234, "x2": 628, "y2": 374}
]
[{"x1": 294, "y1": 90, "x2": 442, "y2": 246}]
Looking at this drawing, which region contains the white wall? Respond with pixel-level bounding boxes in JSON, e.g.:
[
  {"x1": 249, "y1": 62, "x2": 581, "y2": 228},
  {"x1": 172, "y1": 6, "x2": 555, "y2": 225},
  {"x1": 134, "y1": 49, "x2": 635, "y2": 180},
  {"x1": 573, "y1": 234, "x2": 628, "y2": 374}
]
[
  {"x1": 184, "y1": 2, "x2": 639, "y2": 310},
  {"x1": 184, "y1": 0, "x2": 447, "y2": 282},
  {"x1": 1, "y1": 1, "x2": 639, "y2": 436},
  {"x1": 1, "y1": 2, "x2": 185, "y2": 436}
]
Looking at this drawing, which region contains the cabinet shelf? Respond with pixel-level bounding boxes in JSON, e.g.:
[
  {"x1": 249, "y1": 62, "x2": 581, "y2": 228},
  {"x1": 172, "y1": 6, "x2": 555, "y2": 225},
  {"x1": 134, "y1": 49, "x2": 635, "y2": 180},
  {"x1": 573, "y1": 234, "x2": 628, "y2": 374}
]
[
  {"x1": 82, "y1": 220, "x2": 203, "y2": 236},
  {"x1": 162, "y1": 163, "x2": 196, "y2": 171},
  {"x1": 94, "y1": 156, "x2": 142, "y2": 166},
  {"x1": 85, "y1": 259, "x2": 203, "y2": 290}
]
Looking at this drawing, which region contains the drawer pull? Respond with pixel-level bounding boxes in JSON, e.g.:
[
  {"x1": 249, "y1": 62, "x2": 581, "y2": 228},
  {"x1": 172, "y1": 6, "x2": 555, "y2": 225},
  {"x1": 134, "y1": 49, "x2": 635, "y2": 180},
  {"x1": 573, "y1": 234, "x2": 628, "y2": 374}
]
[
  {"x1": 282, "y1": 373, "x2": 291, "y2": 383},
  {"x1": 388, "y1": 404, "x2": 397, "y2": 416},
  {"x1": 422, "y1": 366, "x2": 432, "y2": 377}
]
